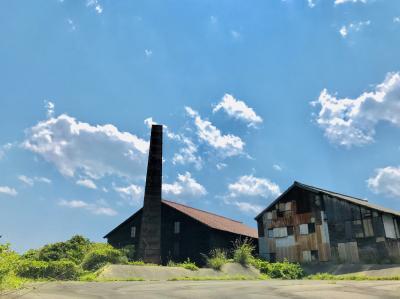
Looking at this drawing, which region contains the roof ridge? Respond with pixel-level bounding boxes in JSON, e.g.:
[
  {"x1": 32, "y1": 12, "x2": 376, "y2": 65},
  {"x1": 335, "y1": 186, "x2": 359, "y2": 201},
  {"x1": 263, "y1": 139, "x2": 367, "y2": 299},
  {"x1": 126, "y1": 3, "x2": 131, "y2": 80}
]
[
  {"x1": 162, "y1": 199, "x2": 243, "y2": 224},
  {"x1": 294, "y1": 181, "x2": 368, "y2": 202}
]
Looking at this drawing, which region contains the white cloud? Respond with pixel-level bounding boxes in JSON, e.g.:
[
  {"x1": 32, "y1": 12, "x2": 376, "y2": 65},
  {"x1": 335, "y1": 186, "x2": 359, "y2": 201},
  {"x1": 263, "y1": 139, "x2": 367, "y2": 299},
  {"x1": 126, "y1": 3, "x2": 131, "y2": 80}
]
[
  {"x1": 312, "y1": 72, "x2": 400, "y2": 147},
  {"x1": 221, "y1": 175, "x2": 280, "y2": 215},
  {"x1": 76, "y1": 179, "x2": 97, "y2": 190},
  {"x1": 307, "y1": 0, "x2": 316, "y2": 8},
  {"x1": 339, "y1": 21, "x2": 370, "y2": 38},
  {"x1": 210, "y1": 16, "x2": 218, "y2": 24},
  {"x1": 144, "y1": 117, "x2": 157, "y2": 128},
  {"x1": 0, "y1": 143, "x2": 12, "y2": 160},
  {"x1": 335, "y1": 0, "x2": 367, "y2": 5},
  {"x1": 233, "y1": 202, "x2": 264, "y2": 214},
  {"x1": 18, "y1": 175, "x2": 34, "y2": 186},
  {"x1": 213, "y1": 94, "x2": 263, "y2": 127},
  {"x1": 230, "y1": 30, "x2": 241, "y2": 39},
  {"x1": 172, "y1": 137, "x2": 202, "y2": 170},
  {"x1": 114, "y1": 184, "x2": 143, "y2": 205},
  {"x1": 18, "y1": 175, "x2": 52, "y2": 187},
  {"x1": 163, "y1": 172, "x2": 207, "y2": 199},
  {"x1": 185, "y1": 107, "x2": 245, "y2": 157},
  {"x1": 23, "y1": 114, "x2": 148, "y2": 179},
  {"x1": 367, "y1": 166, "x2": 400, "y2": 198},
  {"x1": 67, "y1": 19, "x2": 76, "y2": 31},
  {"x1": 86, "y1": 0, "x2": 103, "y2": 14},
  {"x1": 59, "y1": 199, "x2": 117, "y2": 216},
  {"x1": 0, "y1": 186, "x2": 17, "y2": 197},
  {"x1": 44, "y1": 101, "x2": 55, "y2": 118},
  {"x1": 394, "y1": 17, "x2": 400, "y2": 24},
  {"x1": 273, "y1": 164, "x2": 282, "y2": 171},
  {"x1": 216, "y1": 163, "x2": 227, "y2": 170},
  {"x1": 227, "y1": 175, "x2": 281, "y2": 199},
  {"x1": 144, "y1": 49, "x2": 153, "y2": 57}
]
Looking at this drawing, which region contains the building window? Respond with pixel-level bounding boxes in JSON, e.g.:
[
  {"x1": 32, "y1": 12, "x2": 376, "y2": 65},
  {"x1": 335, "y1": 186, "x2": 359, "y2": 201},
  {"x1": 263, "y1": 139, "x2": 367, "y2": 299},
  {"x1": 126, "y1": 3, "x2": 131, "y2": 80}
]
[
  {"x1": 131, "y1": 226, "x2": 136, "y2": 238},
  {"x1": 308, "y1": 223, "x2": 316, "y2": 233},
  {"x1": 287, "y1": 226, "x2": 294, "y2": 236},
  {"x1": 174, "y1": 221, "x2": 180, "y2": 234},
  {"x1": 299, "y1": 224, "x2": 309, "y2": 235}
]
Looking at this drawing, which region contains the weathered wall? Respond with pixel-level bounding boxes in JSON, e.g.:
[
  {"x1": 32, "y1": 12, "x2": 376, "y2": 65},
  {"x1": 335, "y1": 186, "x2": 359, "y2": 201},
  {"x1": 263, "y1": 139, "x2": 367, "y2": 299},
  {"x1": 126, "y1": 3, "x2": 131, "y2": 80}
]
[
  {"x1": 324, "y1": 195, "x2": 400, "y2": 263},
  {"x1": 257, "y1": 185, "x2": 400, "y2": 264},
  {"x1": 258, "y1": 187, "x2": 331, "y2": 263}
]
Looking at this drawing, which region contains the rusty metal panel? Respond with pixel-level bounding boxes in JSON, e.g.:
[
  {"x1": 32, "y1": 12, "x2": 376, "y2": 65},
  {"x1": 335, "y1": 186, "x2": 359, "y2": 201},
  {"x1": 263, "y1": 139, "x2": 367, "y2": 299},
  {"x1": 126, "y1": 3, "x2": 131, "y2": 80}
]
[{"x1": 318, "y1": 243, "x2": 331, "y2": 261}]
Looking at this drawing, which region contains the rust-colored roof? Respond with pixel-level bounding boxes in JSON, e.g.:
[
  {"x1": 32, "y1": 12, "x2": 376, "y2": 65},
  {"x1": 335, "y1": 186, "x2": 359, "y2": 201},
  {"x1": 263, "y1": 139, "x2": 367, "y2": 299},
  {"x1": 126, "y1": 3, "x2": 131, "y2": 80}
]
[{"x1": 162, "y1": 200, "x2": 258, "y2": 238}]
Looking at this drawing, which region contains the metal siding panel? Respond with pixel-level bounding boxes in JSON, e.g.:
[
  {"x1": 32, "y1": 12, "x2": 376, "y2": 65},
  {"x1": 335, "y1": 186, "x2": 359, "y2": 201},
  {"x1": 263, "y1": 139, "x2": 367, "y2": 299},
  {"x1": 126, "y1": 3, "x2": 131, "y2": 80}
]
[
  {"x1": 383, "y1": 214, "x2": 397, "y2": 239},
  {"x1": 258, "y1": 237, "x2": 268, "y2": 256}
]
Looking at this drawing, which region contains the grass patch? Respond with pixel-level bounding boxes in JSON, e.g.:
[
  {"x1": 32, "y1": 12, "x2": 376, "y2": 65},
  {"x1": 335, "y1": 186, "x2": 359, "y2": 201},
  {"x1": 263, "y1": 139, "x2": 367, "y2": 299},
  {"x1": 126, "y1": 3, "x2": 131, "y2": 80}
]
[
  {"x1": 168, "y1": 275, "x2": 268, "y2": 281},
  {"x1": 201, "y1": 249, "x2": 228, "y2": 271},
  {"x1": 306, "y1": 273, "x2": 400, "y2": 281},
  {"x1": 167, "y1": 259, "x2": 199, "y2": 271}
]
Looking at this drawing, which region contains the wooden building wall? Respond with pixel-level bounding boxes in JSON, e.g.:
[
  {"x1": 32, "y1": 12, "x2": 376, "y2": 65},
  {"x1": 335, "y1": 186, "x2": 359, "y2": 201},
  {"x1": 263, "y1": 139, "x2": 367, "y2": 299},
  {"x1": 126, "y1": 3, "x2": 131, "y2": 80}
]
[
  {"x1": 257, "y1": 186, "x2": 400, "y2": 264},
  {"x1": 106, "y1": 205, "x2": 257, "y2": 265}
]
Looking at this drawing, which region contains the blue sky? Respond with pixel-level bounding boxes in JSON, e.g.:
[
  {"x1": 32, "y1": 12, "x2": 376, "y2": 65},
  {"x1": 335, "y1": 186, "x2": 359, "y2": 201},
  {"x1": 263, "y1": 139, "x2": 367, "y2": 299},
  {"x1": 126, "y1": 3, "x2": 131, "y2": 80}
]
[{"x1": 1, "y1": 0, "x2": 400, "y2": 252}]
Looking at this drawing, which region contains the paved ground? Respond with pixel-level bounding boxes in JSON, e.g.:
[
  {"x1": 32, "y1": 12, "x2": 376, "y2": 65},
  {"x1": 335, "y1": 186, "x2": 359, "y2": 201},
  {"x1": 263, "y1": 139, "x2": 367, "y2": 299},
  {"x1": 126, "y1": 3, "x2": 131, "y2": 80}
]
[{"x1": 4, "y1": 280, "x2": 400, "y2": 299}]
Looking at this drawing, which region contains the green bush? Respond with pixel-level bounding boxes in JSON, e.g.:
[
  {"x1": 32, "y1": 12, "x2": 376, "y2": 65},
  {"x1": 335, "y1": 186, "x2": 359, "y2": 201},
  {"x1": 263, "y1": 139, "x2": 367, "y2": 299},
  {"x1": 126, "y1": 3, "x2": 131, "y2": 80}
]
[
  {"x1": 81, "y1": 247, "x2": 128, "y2": 271},
  {"x1": 37, "y1": 235, "x2": 91, "y2": 264},
  {"x1": 0, "y1": 244, "x2": 24, "y2": 290},
  {"x1": 202, "y1": 248, "x2": 228, "y2": 271},
  {"x1": 232, "y1": 238, "x2": 255, "y2": 266},
  {"x1": 120, "y1": 245, "x2": 135, "y2": 262},
  {"x1": 16, "y1": 260, "x2": 79, "y2": 280},
  {"x1": 252, "y1": 259, "x2": 304, "y2": 279}
]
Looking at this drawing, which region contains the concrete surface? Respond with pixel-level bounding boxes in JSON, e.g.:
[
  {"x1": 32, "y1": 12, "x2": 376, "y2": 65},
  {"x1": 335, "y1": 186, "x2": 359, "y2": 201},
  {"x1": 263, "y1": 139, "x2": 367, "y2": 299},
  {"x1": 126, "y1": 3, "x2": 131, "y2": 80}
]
[
  {"x1": 302, "y1": 264, "x2": 400, "y2": 277},
  {"x1": 4, "y1": 280, "x2": 400, "y2": 299},
  {"x1": 99, "y1": 263, "x2": 260, "y2": 280}
]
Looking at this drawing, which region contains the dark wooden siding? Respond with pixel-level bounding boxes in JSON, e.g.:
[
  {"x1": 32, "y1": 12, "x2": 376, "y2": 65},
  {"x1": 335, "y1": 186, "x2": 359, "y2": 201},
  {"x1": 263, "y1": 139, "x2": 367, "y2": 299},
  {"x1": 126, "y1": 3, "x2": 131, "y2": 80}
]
[{"x1": 106, "y1": 210, "x2": 143, "y2": 259}]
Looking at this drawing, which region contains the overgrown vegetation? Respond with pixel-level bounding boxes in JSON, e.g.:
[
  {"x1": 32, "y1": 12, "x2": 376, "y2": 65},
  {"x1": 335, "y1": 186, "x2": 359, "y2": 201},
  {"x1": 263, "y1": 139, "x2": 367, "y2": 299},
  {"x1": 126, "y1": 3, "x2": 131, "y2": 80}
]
[
  {"x1": 251, "y1": 259, "x2": 305, "y2": 279},
  {"x1": 232, "y1": 238, "x2": 255, "y2": 267},
  {"x1": 202, "y1": 248, "x2": 228, "y2": 271},
  {"x1": 0, "y1": 236, "x2": 135, "y2": 291},
  {"x1": 167, "y1": 258, "x2": 199, "y2": 271}
]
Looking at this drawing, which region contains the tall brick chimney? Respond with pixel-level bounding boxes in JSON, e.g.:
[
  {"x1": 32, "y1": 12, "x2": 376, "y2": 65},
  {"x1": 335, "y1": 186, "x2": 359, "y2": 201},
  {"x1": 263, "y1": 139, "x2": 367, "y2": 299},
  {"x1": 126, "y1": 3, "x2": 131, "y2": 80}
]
[{"x1": 138, "y1": 124, "x2": 163, "y2": 264}]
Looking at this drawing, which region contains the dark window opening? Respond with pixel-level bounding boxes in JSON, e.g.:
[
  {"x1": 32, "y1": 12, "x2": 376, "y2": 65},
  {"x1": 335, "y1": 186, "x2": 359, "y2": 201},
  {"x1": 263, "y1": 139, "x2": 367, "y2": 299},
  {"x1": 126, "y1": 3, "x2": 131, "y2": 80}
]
[
  {"x1": 277, "y1": 210, "x2": 284, "y2": 217},
  {"x1": 287, "y1": 226, "x2": 294, "y2": 236},
  {"x1": 308, "y1": 223, "x2": 316, "y2": 233},
  {"x1": 269, "y1": 253, "x2": 276, "y2": 263},
  {"x1": 311, "y1": 250, "x2": 319, "y2": 261}
]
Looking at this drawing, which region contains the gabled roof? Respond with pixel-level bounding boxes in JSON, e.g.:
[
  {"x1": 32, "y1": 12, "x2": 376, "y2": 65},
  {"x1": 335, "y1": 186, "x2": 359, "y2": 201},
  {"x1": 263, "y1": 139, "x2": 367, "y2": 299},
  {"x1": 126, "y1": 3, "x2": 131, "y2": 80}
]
[
  {"x1": 255, "y1": 181, "x2": 400, "y2": 220},
  {"x1": 162, "y1": 200, "x2": 258, "y2": 238},
  {"x1": 104, "y1": 200, "x2": 258, "y2": 239}
]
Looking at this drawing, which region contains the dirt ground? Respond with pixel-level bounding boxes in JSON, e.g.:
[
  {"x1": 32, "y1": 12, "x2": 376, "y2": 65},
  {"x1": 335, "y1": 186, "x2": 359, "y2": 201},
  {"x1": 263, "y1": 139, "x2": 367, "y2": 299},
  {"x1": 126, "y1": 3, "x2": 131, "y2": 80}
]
[{"x1": 4, "y1": 280, "x2": 400, "y2": 299}]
